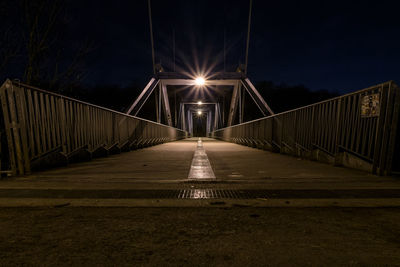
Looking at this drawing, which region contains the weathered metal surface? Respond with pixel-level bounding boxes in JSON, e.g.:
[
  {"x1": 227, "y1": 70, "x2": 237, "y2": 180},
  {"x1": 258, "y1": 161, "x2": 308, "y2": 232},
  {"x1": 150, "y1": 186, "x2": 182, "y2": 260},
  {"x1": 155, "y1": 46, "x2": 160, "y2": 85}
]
[
  {"x1": 212, "y1": 81, "x2": 400, "y2": 176},
  {"x1": 227, "y1": 81, "x2": 240, "y2": 127},
  {"x1": 156, "y1": 71, "x2": 245, "y2": 80},
  {"x1": 1, "y1": 188, "x2": 400, "y2": 199},
  {"x1": 160, "y1": 81, "x2": 173, "y2": 126},
  {"x1": 188, "y1": 138, "x2": 216, "y2": 179},
  {"x1": 0, "y1": 79, "x2": 187, "y2": 175},
  {"x1": 125, "y1": 77, "x2": 159, "y2": 116},
  {"x1": 241, "y1": 78, "x2": 274, "y2": 116}
]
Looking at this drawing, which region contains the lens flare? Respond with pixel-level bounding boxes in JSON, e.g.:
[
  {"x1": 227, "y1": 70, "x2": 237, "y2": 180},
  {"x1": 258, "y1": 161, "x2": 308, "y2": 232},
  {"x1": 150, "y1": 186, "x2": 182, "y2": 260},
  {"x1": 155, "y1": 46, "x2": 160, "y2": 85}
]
[{"x1": 195, "y1": 77, "x2": 205, "y2": 86}]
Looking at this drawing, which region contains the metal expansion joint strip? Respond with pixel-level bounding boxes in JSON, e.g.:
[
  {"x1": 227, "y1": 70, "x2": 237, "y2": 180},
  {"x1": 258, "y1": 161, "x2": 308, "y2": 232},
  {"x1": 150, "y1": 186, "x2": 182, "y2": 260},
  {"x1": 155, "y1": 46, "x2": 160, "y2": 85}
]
[{"x1": 188, "y1": 138, "x2": 216, "y2": 179}]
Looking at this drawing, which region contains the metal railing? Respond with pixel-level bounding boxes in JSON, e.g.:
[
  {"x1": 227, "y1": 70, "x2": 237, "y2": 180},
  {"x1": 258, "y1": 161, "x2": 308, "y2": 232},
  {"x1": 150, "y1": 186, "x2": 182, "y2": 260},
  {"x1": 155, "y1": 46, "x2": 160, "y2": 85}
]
[
  {"x1": 0, "y1": 79, "x2": 187, "y2": 175},
  {"x1": 212, "y1": 81, "x2": 400, "y2": 176}
]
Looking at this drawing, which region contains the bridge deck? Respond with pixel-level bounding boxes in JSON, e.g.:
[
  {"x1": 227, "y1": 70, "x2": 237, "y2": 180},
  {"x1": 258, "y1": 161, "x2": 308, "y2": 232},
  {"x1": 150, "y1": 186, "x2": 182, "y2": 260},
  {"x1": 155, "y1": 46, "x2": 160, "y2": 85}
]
[{"x1": 1, "y1": 138, "x2": 399, "y2": 192}]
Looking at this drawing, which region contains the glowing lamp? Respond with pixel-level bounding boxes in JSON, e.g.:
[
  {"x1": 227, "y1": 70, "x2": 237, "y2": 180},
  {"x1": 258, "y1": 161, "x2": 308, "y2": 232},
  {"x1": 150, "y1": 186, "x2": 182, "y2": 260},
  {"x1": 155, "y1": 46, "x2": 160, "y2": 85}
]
[
  {"x1": 195, "y1": 77, "x2": 205, "y2": 86},
  {"x1": 197, "y1": 101, "x2": 203, "y2": 105},
  {"x1": 197, "y1": 110, "x2": 202, "y2": 115}
]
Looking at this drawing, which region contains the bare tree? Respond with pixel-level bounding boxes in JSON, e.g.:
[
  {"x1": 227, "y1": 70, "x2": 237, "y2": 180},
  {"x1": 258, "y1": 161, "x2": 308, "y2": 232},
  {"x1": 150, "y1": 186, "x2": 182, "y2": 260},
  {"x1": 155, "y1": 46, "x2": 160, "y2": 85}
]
[
  {"x1": 0, "y1": 29, "x2": 20, "y2": 72},
  {"x1": 49, "y1": 39, "x2": 94, "y2": 93},
  {"x1": 0, "y1": 1, "x2": 22, "y2": 73},
  {"x1": 22, "y1": 0, "x2": 93, "y2": 91},
  {"x1": 23, "y1": 0, "x2": 63, "y2": 84}
]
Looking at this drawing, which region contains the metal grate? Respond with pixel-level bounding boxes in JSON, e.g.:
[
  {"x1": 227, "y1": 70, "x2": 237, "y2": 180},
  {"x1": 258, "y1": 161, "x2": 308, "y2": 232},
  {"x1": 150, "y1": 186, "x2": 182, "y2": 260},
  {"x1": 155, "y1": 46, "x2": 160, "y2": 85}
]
[{"x1": 1, "y1": 189, "x2": 400, "y2": 199}]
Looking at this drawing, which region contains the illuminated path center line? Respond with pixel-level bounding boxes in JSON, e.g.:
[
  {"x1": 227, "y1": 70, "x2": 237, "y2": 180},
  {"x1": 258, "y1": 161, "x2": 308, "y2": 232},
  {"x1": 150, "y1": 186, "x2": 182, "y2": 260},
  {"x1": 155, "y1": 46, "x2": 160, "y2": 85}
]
[{"x1": 188, "y1": 138, "x2": 216, "y2": 179}]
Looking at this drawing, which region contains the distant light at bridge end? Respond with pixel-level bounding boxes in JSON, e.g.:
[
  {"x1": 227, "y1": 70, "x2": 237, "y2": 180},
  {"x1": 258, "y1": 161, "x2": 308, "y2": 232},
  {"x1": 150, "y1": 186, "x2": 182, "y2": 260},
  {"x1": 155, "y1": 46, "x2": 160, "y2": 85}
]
[
  {"x1": 195, "y1": 77, "x2": 205, "y2": 86},
  {"x1": 197, "y1": 101, "x2": 203, "y2": 105},
  {"x1": 197, "y1": 110, "x2": 202, "y2": 115}
]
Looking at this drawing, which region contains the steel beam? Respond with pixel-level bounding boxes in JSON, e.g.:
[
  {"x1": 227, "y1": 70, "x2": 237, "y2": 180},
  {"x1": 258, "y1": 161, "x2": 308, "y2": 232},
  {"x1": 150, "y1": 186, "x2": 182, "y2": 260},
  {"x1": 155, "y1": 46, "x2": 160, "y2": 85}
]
[
  {"x1": 155, "y1": 86, "x2": 159, "y2": 123},
  {"x1": 181, "y1": 104, "x2": 186, "y2": 132},
  {"x1": 174, "y1": 90, "x2": 177, "y2": 127},
  {"x1": 222, "y1": 96, "x2": 225, "y2": 126},
  {"x1": 214, "y1": 103, "x2": 219, "y2": 131},
  {"x1": 207, "y1": 110, "x2": 212, "y2": 135},
  {"x1": 125, "y1": 78, "x2": 159, "y2": 116},
  {"x1": 187, "y1": 110, "x2": 193, "y2": 135},
  {"x1": 218, "y1": 103, "x2": 223, "y2": 129},
  {"x1": 160, "y1": 79, "x2": 238, "y2": 86},
  {"x1": 158, "y1": 83, "x2": 162, "y2": 123},
  {"x1": 227, "y1": 81, "x2": 240, "y2": 126},
  {"x1": 161, "y1": 81, "x2": 173, "y2": 126},
  {"x1": 178, "y1": 103, "x2": 182, "y2": 129},
  {"x1": 241, "y1": 78, "x2": 274, "y2": 116},
  {"x1": 241, "y1": 83, "x2": 245, "y2": 123},
  {"x1": 238, "y1": 83, "x2": 242, "y2": 124}
]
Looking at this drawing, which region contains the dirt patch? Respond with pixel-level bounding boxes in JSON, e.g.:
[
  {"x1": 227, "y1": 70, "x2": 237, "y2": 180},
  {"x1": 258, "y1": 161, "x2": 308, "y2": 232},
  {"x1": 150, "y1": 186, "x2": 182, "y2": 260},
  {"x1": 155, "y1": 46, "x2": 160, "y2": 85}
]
[{"x1": 0, "y1": 207, "x2": 399, "y2": 266}]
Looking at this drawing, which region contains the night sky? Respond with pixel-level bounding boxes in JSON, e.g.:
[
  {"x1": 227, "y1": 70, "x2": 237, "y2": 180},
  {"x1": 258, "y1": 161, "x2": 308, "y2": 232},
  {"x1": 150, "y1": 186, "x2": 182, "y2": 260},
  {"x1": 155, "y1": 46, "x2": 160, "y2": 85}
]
[{"x1": 3, "y1": 0, "x2": 400, "y2": 93}]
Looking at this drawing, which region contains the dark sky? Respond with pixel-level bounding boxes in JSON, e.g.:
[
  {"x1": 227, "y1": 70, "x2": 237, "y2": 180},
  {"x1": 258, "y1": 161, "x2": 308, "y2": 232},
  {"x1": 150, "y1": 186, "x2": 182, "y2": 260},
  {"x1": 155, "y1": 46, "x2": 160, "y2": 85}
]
[{"x1": 5, "y1": 0, "x2": 400, "y2": 93}]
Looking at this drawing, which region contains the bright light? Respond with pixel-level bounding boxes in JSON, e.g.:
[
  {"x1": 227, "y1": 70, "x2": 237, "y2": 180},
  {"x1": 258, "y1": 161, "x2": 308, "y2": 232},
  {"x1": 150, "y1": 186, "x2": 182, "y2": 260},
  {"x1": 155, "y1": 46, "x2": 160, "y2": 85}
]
[
  {"x1": 195, "y1": 77, "x2": 205, "y2": 86},
  {"x1": 197, "y1": 110, "x2": 202, "y2": 115},
  {"x1": 197, "y1": 101, "x2": 203, "y2": 105}
]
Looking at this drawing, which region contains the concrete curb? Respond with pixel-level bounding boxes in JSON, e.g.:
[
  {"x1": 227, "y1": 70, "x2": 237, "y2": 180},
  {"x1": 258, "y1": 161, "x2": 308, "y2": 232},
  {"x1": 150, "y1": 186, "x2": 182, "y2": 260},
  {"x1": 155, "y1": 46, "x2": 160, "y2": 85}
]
[{"x1": 1, "y1": 198, "x2": 400, "y2": 208}]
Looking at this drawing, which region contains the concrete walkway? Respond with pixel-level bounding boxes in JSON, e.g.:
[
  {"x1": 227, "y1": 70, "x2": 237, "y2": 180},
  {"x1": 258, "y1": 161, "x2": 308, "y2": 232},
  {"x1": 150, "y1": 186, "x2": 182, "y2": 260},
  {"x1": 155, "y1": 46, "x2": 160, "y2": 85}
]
[
  {"x1": 2, "y1": 139, "x2": 399, "y2": 266},
  {"x1": 0, "y1": 138, "x2": 399, "y2": 207}
]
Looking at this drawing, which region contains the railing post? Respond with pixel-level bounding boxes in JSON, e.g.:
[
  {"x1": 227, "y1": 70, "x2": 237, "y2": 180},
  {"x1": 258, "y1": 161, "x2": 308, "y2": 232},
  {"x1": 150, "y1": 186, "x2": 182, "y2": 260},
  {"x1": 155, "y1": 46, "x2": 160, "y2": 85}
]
[
  {"x1": 384, "y1": 83, "x2": 400, "y2": 175},
  {"x1": 14, "y1": 83, "x2": 31, "y2": 174},
  {"x1": 280, "y1": 117, "x2": 284, "y2": 153},
  {"x1": 5, "y1": 83, "x2": 25, "y2": 175},
  {"x1": 372, "y1": 84, "x2": 389, "y2": 174},
  {"x1": 0, "y1": 80, "x2": 17, "y2": 175},
  {"x1": 378, "y1": 82, "x2": 398, "y2": 175},
  {"x1": 293, "y1": 112, "x2": 298, "y2": 154},
  {"x1": 310, "y1": 105, "x2": 316, "y2": 151},
  {"x1": 58, "y1": 97, "x2": 68, "y2": 153},
  {"x1": 334, "y1": 98, "x2": 343, "y2": 165}
]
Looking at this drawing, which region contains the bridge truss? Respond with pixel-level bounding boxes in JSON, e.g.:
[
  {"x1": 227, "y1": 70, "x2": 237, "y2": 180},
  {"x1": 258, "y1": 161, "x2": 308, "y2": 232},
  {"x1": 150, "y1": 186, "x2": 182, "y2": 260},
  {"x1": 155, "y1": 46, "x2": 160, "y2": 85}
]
[
  {"x1": 0, "y1": 78, "x2": 399, "y2": 176},
  {"x1": 125, "y1": 72, "x2": 274, "y2": 135}
]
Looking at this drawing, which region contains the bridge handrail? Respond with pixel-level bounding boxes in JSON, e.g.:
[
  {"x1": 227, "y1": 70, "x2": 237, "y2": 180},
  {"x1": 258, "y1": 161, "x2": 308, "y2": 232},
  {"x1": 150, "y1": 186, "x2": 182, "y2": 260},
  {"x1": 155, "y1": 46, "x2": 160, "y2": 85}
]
[
  {"x1": 0, "y1": 79, "x2": 187, "y2": 175},
  {"x1": 212, "y1": 81, "x2": 400, "y2": 176},
  {"x1": 7, "y1": 80, "x2": 178, "y2": 129},
  {"x1": 215, "y1": 81, "x2": 395, "y2": 130}
]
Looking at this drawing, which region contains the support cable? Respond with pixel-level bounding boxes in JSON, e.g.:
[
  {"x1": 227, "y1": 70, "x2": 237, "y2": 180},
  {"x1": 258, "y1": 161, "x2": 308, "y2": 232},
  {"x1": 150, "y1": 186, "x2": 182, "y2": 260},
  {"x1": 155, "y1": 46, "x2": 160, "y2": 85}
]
[
  {"x1": 173, "y1": 28, "x2": 176, "y2": 72},
  {"x1": 244, "y1": 0, "x2": 253, "y2": 75},
  {"x1": 223, "y1": 0, "x2": 227, "y2": 72},
  {"x1": 147, "y1": 0, "x2": 156, "y2": 74}
]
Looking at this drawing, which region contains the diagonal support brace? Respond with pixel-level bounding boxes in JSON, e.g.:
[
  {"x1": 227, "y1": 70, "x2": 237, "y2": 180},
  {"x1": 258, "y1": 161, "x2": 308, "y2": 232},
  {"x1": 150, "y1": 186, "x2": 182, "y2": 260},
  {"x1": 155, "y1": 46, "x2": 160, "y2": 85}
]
[{"x1": 125, "y1": 78, "x2": 159, "y2": 116}]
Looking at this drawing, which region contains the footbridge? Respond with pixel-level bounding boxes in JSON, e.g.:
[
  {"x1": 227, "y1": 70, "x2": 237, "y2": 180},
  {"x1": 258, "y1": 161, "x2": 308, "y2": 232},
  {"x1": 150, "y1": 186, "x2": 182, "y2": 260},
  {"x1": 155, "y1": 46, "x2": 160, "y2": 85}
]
[
  {"x1": 3, "y1": 1, "x2": 400, "y2": 264},
  {"x1": 0, "y1": 73, "x2": 400, "y2": 204},
  {"x1": 1, "y1": 72, "x2": 400, "y2": 176}
]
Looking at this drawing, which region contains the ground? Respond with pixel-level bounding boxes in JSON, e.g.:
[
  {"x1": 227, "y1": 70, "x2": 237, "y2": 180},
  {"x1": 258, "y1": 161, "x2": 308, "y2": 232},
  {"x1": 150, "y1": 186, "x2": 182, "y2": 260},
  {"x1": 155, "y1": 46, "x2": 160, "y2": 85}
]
[
  {"x1": 1, "y1": 207, "x2": 400, "y2": 266},
  {"x1": 1, "y1": 138, "x2": 400, "y2": 266}
]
